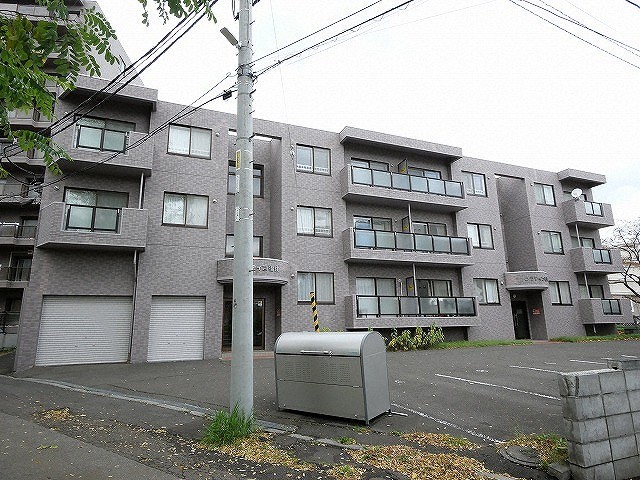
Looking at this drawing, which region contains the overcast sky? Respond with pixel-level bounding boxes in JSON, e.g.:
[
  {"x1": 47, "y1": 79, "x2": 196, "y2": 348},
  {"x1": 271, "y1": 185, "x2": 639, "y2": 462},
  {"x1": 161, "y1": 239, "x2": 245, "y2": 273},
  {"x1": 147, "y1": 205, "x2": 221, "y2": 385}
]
[{"x1": 99, "y1": 0, "x2": 639, "y2": 227}]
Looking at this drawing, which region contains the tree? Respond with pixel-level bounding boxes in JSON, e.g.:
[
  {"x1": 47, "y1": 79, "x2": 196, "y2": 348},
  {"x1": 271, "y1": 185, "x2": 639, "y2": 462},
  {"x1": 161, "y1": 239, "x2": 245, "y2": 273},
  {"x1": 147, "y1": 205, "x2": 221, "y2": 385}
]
[
  {"x1": 604, "y1": 218, "x2": 640, "y2": 315},
  {"x1": 0, "y1": 0, "x2": 213, "y2": 176}
]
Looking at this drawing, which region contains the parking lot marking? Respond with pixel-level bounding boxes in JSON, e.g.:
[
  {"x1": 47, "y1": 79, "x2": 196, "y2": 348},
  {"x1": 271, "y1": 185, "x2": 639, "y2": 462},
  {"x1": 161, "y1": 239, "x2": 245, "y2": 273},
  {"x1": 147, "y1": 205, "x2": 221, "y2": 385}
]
[
  {"x1": 621, "y1": 355, "x2": 638, "y2": 358},
  {"x1": 568, "y1": 360, "x2": 606, "y2": 365},
  {"x1": 435, "y1": 374, "x2": 561, "y2": 400},
  {"x1": 391, "y1": 403, "x2": 502, "y2": 443},
  {"x1": 508, "y1": 365, "x2": 561, "y2": 374}
]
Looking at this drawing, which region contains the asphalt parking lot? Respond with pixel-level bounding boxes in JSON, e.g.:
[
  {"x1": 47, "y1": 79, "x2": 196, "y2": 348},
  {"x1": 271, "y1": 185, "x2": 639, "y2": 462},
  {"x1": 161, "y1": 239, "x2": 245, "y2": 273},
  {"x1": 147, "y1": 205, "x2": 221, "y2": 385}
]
[{"x1": 12, "y1": 340, "x2": 640, "y2": 443}]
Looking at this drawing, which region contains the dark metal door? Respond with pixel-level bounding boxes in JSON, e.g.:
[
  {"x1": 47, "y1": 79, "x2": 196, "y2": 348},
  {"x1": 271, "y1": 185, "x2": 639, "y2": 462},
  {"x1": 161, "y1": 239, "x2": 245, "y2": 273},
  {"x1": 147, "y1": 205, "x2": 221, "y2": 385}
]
[{"x1": 511, "y1": 301, "x2": 531, "y2": 339}]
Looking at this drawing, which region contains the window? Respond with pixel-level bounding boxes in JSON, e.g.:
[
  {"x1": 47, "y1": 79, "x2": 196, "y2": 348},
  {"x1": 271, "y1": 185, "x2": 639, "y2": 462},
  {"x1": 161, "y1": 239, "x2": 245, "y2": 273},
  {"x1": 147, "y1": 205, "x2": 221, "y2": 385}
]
[
  {"x1": 297, "y1": 207, "x2": 332, "y2": 237},
  {"x1": 354, "y1": 216, "x2": 392, "y2": 231},
  {"x1": 473, "y1": 278, "x2": 500, "y2": 304},
  {"x1": 225, "y1": 235, "x2": 263, "y2": 257},
  {"x1": 296, "y1": 145, "x2": 330, "y2": 175},
  {"x1": 297, "y1": 272, "x2": 334, "y2": 303},
  {"x1": 410, "y1": 221, "x2": 447, "y2": 236},
  {"x1": 75, "y1": 117, "x2": 134, "y2": 153},
  {"x1": 227, "y1": 161, "x2": 264, "y2": 196},
  {"x1": 550, "y1": 281, "x2": 572, "y2": 305},
  {"x1": 580, "y1": 284, "x2": 605, "y2": 299},
  {"x1": 162, "y1": 193, "x2": 208, "y2": 227},
  {"x1": 411, "y1": 278, "x2": 452, "y2": 297},
  {"x1": 18, "y1": 218, "x2": 38, "y2": 238},
  {"x1": 407, "y1": 167, "x2": 441, "y2": 179},
  {"x1": 541, "y1": 230, "x2": 564, "y2": 254},
  {"x1": 467, "y1": 223, "x2": 494, "y2": 249},
  {"x1": 352, "y1": 158, "x2": 389, "y2": 171},
  {"x1": 356, "y1": 277, "x2": 396, "y2": 296},
  {"x1": 64, "y1": 188, "x2": 128, "y2": 232},
  {"x1": 10, "y1": 256, "x2": 32, "y2": 281},
  {"x1": 461, "y1": 171, "x2": 486, "y2": 196},
  {"x1": 167, "y1": 124, "x2": 211, "y2": 158},
  {"x1": 571, "y1": 236, "x2": 595, "y2": 249},
  {"x1": 534, "y1": 183, "x2": 556, "y2": 206}
]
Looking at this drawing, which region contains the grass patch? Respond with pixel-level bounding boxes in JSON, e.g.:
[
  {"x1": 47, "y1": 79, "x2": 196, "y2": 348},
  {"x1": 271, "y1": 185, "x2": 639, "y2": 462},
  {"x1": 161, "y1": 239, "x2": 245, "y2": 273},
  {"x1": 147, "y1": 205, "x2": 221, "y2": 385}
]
[
  {"x1": 402, "y1": 432, "x2": 479, "y2": 451},
  {"x1": 0, "y1": 346, "x2": 15, "y2": 355},
  {"x1": 201, "y1": 405, "x2": 255, "y2": 447},
  {"x1": 431, "y1": 339, "x2": 533, "y2": 349},
  {"x1": 328, "y1": 464, "x2": 365, "y2": 479},
  {"x1": 550, "y1": 333, "x2": 640, "y2": 343},
  {"x1": 337, "y1": 436, "x2": 357, "y2": 445},
  {"x1": 503, "y1": 433, "x2": 568, "y2": 469}
]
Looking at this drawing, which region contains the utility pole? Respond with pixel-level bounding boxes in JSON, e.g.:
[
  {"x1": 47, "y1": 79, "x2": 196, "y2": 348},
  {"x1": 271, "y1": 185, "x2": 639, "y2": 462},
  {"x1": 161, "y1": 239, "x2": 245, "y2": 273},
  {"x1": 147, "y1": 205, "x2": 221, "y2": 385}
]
[{"x1": 231, "y1": 0, "x2": 254, "y2": 417}]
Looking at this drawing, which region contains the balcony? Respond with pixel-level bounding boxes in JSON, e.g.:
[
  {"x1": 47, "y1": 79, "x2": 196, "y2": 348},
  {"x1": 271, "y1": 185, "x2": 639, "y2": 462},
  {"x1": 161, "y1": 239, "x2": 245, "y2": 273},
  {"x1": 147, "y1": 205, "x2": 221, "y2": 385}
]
[
  {"x1": 0, "y1": 224, "x2": 37, "y2": 246},
  {"x1": 345, "y1": 295, "x2": 480, "y2": 329},
  {"x1": 343, "y1": 228, "x2": 474, "y2": 267},
  {"x1": 7, "y1": 108, "x2": 51, "y2": 130},
  {"x1": 341, "y1": 165, "x2": 468, "y2": 212},
  {"x1": 0, "y1": 267, "x2": 31, "y2": 288},
  {"x1": 37, "y1": 202, "x2": 148, "y2": 251},
  {"x1": 569, "y1": 247, "x2": 623, "y2": 274},
  {"x1": 561, "y1": 199, "x2": 614, "y2": 228},
  {"x1": 217, "y1": 258, "x2": 290, "y2": 285},
  {"x1": 0, "y1": 141, "x2": 45, "y2": 168},
  {"x1": 577, "y1": 298, "x2": 633, "y2": 324},
  {"x1": 0, "y1": 181, "x2": 42, "y2": 205},
  {"x1": 0, "y1": 312, "x2": 20, "y2": 337},
  {"x1": 504, "y1": 271, "x2": 549, "y2": 291}
]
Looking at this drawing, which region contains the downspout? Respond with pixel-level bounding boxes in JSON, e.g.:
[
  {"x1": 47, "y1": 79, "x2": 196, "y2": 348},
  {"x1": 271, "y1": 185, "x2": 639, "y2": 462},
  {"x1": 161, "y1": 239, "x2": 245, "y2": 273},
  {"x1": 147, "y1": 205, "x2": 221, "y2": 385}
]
[{"x1": 129, "y1": 172, "x2": 145, "y2": 361}]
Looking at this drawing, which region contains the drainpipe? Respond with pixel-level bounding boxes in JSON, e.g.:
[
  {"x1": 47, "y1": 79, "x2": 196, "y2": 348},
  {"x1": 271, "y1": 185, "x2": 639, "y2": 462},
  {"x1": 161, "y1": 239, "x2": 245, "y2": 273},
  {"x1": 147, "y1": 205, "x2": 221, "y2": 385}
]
[
  {"x1": 575, "y1": 224, "x2": 581, "y2": 246},
  {"x1": 412, "y1": 263, "x2": 417, "y2": 297},
  {"x1": 129, "y1": 173, "x2": 145, "y2": 361}
]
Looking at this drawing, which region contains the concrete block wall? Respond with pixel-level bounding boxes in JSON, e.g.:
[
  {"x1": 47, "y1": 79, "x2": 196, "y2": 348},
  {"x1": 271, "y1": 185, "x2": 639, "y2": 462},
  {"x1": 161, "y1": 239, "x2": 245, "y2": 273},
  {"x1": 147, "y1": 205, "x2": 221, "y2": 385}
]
[{"x1": 559, "y1": 359, "x2": 640, "y2": 480}]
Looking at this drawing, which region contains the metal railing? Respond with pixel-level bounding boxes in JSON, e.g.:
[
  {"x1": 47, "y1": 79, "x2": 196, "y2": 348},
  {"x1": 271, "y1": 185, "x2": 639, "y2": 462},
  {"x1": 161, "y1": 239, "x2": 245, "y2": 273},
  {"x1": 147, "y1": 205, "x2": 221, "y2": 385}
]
[
  {"x1": 584, "y1": 201, "x2": 603, "y2": 216},
  {"x1": 0, "y1": 224, "x2": 37, "y2": 238},
  {"x1": 356, "y1": 295, "x2": 476, "y2": 317},
  {"x1": 592, "y1": 248, "x2": 612, "y2": 264},
  {"x1": 0, "y1": 267, "x2": 31, "y2": 282},
  {"x1": 351, "y1": 166, "x2": 464, "y2": 198},
  {"x1": 353, "y1": 229, "x2": 470, "y2": 255},
  {"x1": 0, "y1": 312, "x2": 20, "y2": 334},
  {"x1": 602, "y1": 299, "x2": 622, "y2": 315},
  {"x1": 65, "y1": 205, "x2": 121, "y2": 232}
]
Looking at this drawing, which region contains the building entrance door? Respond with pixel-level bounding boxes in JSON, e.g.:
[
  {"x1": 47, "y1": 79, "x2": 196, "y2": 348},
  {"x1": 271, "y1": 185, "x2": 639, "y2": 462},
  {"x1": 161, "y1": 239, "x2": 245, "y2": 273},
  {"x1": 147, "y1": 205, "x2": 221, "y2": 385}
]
[
  {"x1": 511, "y1": 301, "x2": 531, "y2": 339},
  {"x1": 222, "y1": 298, "x2": 265, "y2": 351}
]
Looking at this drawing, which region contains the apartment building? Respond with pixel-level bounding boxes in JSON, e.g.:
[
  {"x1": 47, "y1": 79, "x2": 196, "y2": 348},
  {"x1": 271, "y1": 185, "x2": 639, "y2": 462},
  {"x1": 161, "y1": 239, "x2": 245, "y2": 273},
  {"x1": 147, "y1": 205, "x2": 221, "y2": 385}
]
[{"x1": 2, "y1": 3, "x2": 632, "y2": 370}]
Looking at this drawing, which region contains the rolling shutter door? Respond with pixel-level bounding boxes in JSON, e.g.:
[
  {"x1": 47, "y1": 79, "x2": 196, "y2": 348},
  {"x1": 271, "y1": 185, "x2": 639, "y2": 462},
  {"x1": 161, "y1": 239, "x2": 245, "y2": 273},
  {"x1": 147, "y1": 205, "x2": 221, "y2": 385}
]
[
  {"x1": 148, "y1": 296, "x2": 205, "y2": 362},
  {"x1": 36, "y1": 296, "x2": 133, "y2": 366}
]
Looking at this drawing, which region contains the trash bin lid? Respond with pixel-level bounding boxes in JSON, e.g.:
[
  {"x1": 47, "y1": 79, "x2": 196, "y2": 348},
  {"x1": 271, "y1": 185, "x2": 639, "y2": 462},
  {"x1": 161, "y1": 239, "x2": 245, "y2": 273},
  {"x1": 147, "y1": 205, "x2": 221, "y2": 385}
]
[{"x1": 275, "y1": 331, "x2": 383, "y2": 357}]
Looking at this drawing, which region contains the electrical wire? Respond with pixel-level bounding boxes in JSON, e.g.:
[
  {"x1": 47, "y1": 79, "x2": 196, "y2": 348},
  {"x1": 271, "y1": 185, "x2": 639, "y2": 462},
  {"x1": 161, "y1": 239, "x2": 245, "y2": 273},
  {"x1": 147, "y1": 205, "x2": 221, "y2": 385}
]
[{"x1": 623, "y1": 0, "x2": 640, "y2": 11}]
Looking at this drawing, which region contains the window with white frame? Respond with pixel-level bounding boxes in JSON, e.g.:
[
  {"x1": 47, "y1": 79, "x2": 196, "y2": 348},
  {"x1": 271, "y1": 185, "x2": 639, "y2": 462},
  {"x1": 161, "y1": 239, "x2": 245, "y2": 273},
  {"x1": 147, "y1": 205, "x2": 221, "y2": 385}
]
[
  {"x1": 461, "y1": 171, "x2": 486, "y2": 196},
  {"x1": 541, "y1": 230, "x2": 564, "y2": 254},
  {"x1": 297, "y1": 206, "x2": 332, "y2": 237},
  {"x1": 297, "y1": 272, "x2": 334, "y2": 303},
  {"x1": 225, "y1": 234, "x2": 263, "y2": 257},
  {"x1": 162, "y1": 192, "x2": 208, "y2": 227},
  {"x1": 550, "y1": 281, "x2": 572, "y2": 305},
  {"x1": 534, "y1": 183, "x2": 556, "y2": 206},
  {"x1": 167, "y1": 124, "x2": 211, "y2": 158},
  {"x1": 296, "y1": 145, "x2": 330, "y2": 175},
  {"x1": 467, "y1": 223, "x2": 494, "y2": 249},
  {"x1": 473, "y1": 278, "x2": 500, "y2": 304},
  {"x1": 356, "y1": 277, "x2": 396, "y2": 296}
]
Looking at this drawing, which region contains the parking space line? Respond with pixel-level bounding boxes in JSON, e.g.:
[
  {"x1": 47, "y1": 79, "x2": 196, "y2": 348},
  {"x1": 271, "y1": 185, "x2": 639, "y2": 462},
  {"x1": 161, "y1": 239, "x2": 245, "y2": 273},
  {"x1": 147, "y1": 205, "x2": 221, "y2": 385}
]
[
  {"x1": 569, "y1": 360, "x2": 607, "y2": 365},
  {"x1": 621, "y1": 355, "x2": 638, "y2": 358},
  {"x1": 391, "y1": 403, "x2": 502, "y2": 443},
  {"x1": 508, "y1": 365, "x2": 561, "y2": 374},
  {"x1": 435, "y1": 373, "x2": 561, "y2": 400}
]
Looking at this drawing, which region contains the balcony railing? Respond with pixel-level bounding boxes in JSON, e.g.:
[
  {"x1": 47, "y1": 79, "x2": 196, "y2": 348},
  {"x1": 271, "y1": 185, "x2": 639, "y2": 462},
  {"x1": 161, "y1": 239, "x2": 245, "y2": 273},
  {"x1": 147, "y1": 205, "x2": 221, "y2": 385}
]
[
  {"x1": 602, "y1": 299, "x2": 622, "y2": 315},
  {"x1": 0, "y1": 224, "x2": 37, "y2": 238},
  {"x1": 351, "y1": 166, "x2": 464, "y2": 198},
  {"x1": 356, "y1": 295, "x2": 476, "y2": 317},
  {"x1": 0, "y1": 267, "x2": 31, "y2": 282},
  {"x1": 353, "y1": 229, "x2": 470, "y2": 255},
  {"x1": 0, "y1": 312, "x2": 20, "y2": 334},
  {"x1": 65, "y1": 205, "x2": 121, "y2": 232},
  {"x1": 584, "y1": 201, "x2": 603, "y2": 216},
  {"x1": 592, "y1": 248, "x2": 612, "y2": 264}
]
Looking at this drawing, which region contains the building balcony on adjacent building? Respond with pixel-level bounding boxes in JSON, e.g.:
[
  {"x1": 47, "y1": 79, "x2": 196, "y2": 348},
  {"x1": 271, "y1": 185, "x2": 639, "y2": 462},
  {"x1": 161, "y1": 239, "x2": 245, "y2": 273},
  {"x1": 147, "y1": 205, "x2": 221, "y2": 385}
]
[
  {"x1": 0, "y1": 266, "x2": 31, "y2": 288},
  {"x1": 342, "y1": 228, "x2": 474, "y2": 267},
  {"x1": 0, "y1": 180, "x2": 42, "y2": 205},
  {"x1": 0, "y1": 223, "x2": 37, "y2": 246},
  {"x1": 344, "y1": 294, "x2": 480, "y2": 329},
  {"x1": 569, "y1": 247, "x2": 623, "y2": 274},
  {"x1": 36, "y1": 202, "x2": 148, "y2": 251},
  {"x1": 577, "y1": 298, "x2": 633, "y2": 324},
  {"x1": 0, "y1": 140, "x2": 45, "y2": 167},
  {"x1": 341, "y1": 165, "x2": 468, "y2": 212},
  {"x1": 561, "y1": 199, "x2": 614, "y2": 228},
  {"x1": 7, "y1": 108, "x2": 52, "y2": 129}
]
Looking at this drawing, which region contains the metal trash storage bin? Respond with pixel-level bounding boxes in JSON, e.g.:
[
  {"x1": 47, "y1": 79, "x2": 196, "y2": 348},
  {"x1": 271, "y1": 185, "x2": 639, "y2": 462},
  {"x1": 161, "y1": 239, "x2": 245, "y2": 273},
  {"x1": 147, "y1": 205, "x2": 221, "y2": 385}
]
[{"x1": 274, "y1": 331, "x2": 391, "y2": 424}]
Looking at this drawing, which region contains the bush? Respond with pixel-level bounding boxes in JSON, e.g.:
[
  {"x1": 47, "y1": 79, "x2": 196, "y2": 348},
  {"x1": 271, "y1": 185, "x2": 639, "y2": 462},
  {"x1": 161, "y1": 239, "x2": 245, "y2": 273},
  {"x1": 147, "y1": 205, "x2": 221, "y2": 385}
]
[
  {"x1": 202, "y1": 405, "x2": 255, "y2": 447},
  {"x1": 425, "y1": 323, "x2": 445, "y2": 347},
  {"x1": 386, "y1": 324, "x2": 444, "y2": 351}
]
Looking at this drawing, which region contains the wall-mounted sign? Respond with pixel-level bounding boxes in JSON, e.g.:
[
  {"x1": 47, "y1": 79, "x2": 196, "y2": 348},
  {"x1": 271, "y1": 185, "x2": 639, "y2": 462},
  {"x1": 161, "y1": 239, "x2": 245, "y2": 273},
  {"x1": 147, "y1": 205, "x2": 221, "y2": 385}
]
[
  {"x1": 254, "y1": 263, "x2": 280, "y2": 273},
  {"x1": 532, "y1": 308, "x2": 541, "y2": 315}
]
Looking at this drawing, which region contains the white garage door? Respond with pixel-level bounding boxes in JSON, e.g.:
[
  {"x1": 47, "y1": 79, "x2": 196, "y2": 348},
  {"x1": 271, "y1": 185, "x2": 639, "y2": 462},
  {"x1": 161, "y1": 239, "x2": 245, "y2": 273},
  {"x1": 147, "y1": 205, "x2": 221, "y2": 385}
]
[
  {"x1": 148, "y1": 296, "x2": 205, "y2": 362},
  {"x1": 36, "y1": 296, "x2": 133, "y2": 366}
]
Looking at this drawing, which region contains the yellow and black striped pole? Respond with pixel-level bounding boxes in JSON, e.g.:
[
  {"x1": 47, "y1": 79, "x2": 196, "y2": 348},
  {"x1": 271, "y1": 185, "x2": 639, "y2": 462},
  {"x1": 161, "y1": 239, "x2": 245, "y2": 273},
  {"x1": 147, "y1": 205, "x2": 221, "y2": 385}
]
[{"x1": 310, "y1": 291, "x2": 319, "y2": 332}]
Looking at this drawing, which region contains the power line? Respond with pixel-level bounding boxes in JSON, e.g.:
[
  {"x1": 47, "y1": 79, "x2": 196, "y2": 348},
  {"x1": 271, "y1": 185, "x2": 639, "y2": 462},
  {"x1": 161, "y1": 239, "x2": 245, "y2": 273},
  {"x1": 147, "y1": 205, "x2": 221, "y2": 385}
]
[{"x1": 623, "y1": 0, "x2": 640, "y2": 11}]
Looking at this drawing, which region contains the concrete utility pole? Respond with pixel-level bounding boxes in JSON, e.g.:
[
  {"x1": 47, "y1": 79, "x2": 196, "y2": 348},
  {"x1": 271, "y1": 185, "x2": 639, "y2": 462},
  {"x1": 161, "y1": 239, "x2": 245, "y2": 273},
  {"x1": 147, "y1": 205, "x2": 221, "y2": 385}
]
[{"x1": 231, "y1": 0, "x2": 254, "y2": 416}]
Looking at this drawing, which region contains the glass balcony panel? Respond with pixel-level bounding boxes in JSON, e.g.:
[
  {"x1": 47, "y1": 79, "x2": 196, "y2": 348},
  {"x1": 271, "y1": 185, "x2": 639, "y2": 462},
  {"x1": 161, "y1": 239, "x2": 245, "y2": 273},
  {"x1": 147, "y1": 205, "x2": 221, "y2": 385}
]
[
  {"x1": 395, "y1": 232, "x2": 414, "y2": 250},
  {"x1": 601, "y1": 249, "x2": 611, "y2": 263},
  {"x1": 379, "y1": 297, "x2": 400, "y2": 315},
  {"x1": 102, "y1": 130, "x2": 127, "y2": 152},
  {"x1": 439, "y1": 298, "x2": 457, "y2": 315},
  {"x1": 591, "y1": 202, "x2": 602, "y2": 216},
  {"x1": 432, "y1": 235, "x2": 450, "y2": 253},
  {"x1": 445, "y1": 181, "x2": 463, "y2": 198},
  {"x1": 77, "y1": 126, "x2": 103, "y2": 149},
  {"x1": 400, "y1": 297, "x2": 419, "y2": 315},
  {"x1": 375, "y1": 230, "x2": 395, "y2": 249},
  {"x1": 357, "y1": 296, "x2": 379, "y2": 316},
  {"x1": 67, "y1": 205, "x2": 93, "y2": 229},
  {"x1": 93, "y1": 208, "x2": 118, "y2": 231},
  {"x1": 354, "y1": 229, "x2": 375, "y2": 248},
  {"x1": 391, "y1": 173, "x2": 410, "y2": 190},
  {"x1": 410, "y1": 176, "x2": 428, "y2": 192},
  {"x1": 372, "y1": 170, "x2": 392, "y2": 188},
  {"x1": 457, "y1": 298, "x2": 476, "y2": 316},
  {"x1": 450, "y1": 237, "x2": 469, "y2": 254},
  {"x1": 419, "y1": 297, "x2": 439, "y2": 315},
  {"x1": 427, "y1": 178, "x2": 445, "y2": 195},
  {"x1": 414, "y1": 234, "x2": 433, "y2": 252},
  {"x1": 352, "y1": 167, "x2": 372, "y2": 185}
]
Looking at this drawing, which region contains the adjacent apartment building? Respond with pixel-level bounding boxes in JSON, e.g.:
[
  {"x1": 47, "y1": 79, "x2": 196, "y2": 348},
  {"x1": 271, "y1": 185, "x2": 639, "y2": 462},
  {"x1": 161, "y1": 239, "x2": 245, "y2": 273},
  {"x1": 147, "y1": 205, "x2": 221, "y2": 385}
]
[{"x1": 1, "y1": 2, "x2": 633, "y2": 370}]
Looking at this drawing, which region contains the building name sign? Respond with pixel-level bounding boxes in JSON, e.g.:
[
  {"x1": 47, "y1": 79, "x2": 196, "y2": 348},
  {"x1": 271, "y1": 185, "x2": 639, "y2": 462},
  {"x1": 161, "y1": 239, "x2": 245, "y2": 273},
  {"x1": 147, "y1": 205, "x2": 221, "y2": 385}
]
[
  {"x1": 521, "y1": 274, "x2": 548, "y2": 284},
  {"x1": 253, "y1": 263, "x2": 280, "y2": 273}
]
